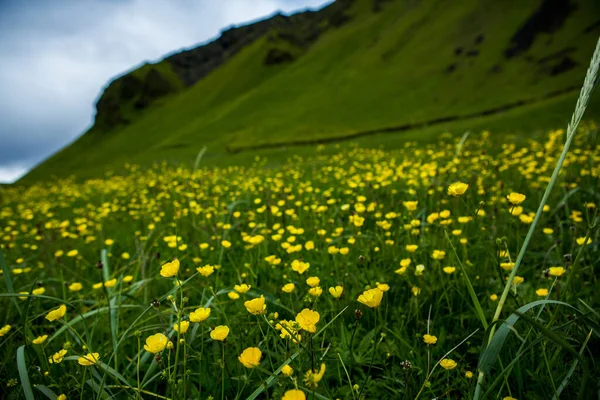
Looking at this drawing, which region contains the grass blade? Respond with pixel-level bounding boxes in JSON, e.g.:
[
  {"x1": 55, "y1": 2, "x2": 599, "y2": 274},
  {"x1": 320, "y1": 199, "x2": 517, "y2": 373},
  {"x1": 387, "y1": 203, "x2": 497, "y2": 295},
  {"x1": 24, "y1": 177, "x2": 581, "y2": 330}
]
[
  {"x1": 34, "y1": 385, "x2": 58, "y2": 399},
  {"x1": 0, "y1": 249, "x2": 21, "y2": 315},
  {"x1": 552, "y1": 329, "x2": 593, "y2": 399},
  {"x1": 17, "y1": 345, "x2": 35, "y2": 400}
]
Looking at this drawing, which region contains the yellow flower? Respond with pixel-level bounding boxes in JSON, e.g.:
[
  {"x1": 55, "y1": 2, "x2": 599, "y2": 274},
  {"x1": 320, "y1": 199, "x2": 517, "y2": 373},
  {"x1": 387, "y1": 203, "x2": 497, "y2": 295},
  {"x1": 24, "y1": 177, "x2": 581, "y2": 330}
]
[
  {"x1": 377, "y1": 282, "x2": 390, "y2": 292},
  {"x1": 104, "y1": 278, "x2": 117, "y2": 288},
  {"x1": 57, "y1": 394, "x2": 67, "y2": 400},
  {"x1": 282, "y1": 283, "x2": 295, "y2": 293},
  {"x1": 238, "y1": 347, "x2": 262, "y2": 368},
  {"x1": 576, "y1": 237, "x2": 592, "y2": 246},
  {"x1": 121, "y1": 252, "x2": 130, "y2": 260},
  {"x1": 54, "y1": 250, "x2": 64, "y2": 257},
  {"x1": 440, "y1": 358, "x2": 457, "y2": 370},
  {"x1": 244, "y1": 295, "x2": 267, "y2": 315},
  {"x1": 447, "y1": 182, "x2": 469, "y2": 197},
  {"x1": 160, "y1": 259, "x2": 180, "y2": 277},
  {"x1": 32, "y1": 287, "x2": 45, "y2": 295},
  {"x1": 432, "y1": 250, "x2": 446, "y2": 260},
  {"x1": 228, "y1": 292, "x2": 240, "y2": 300},
  {"x1": 503, "y1": 397, "x2": 517, "y2": 400},
  {"x1": 49, "y1": 349, "x2": 67, "y2": 364},
  {"x1": 295, "y1": 309, "x2": 320, "y2": 333},
  {"x1": 328, "y1": 286, "x2": 343, "y2": 298},
  {"x1": 308, "y1": 286, "x2": 323, "y2": 297},
  {"x1": 490, "y1": 294, "x2": 498, "y2": 301},
  {"x1": 234, "y1": 283, "x2": 251, "y2": 293},
  {"x1": 507, "y1": 192, "x2": 526, "y2": 205},
  {"x1": 189, "y1": 307, "x2": 211, "y2": 323},
  {"x1": 92, "y1": 282, "x2": 103, "y2": 290},
  {"x1": 45, "y1": 304, "x2": 67, "y2": 321},
  {"x1": 144, "y1": 333, "x2": 168, "y2": 353},
  {"x1": 548, "y1": 266, "x2": 565, "y2": 277},
  {"x1": 78, "y1": 352, "x2": 100, "y2": 366},
  {"x1": 197, "y1": 265, "x2": 215, "y2": 277},
  {"x1": 406, "y1": 244, "x2": 418, "y2": 252},
  {"x1": 123, "y1": 275, "x2": 133, "y2": 283},
  {"x1": 500, "y1": 262, "x2": 515, "y2": 271},
  {"x1": 32, "y1": 334, "x2": 48, "y2": 344},
  {"x1": 221, "y1": 240, "x2": 232, "y2": 248},
  {"x1": 67, "y1": 249, "x2": 78, "y2": 257},
  {"x1": 412, "y1": 287, "x2": 421, "y2": 296},
  {"x1": 210, "y1": 325, "x2": 230, "y2": 341},
  {"x1": 291, "y1": 259, "x2": 310, "y2": 274},
  {"x1": 357, "y1": 288, "x2": 383, "y2": 308},
  {"x1": 543, "y1": 228, "x2": 553, "y2": 235},
  {"x1": 536, "y1": 288, "x2": 549, "y2": 297},
  {"x1": 404, "y1": 201, "x2": 418, "y2": 211},
  {"x1": 282, "y1": 389, "x2": 306, "y2": 400},
  {"x1": 282, "y1": 364, "x2": 294, "y2": 376},
  {"x1": 104, "y1": 239, "x2": 114, "y2": 246},
  {"x1": 0, "y1": 325, "x2": 11, "y2": 336},
  {"x1": 304, "y1": 363, "x2": 326, "y2": 388},
  {"x1": 465, "y1": 371, "x2": 474, "y2": 378},
  {"x1": 305, "y1": 241, "x2": 315, "y2": 250},
  {"x1": 423, "y1": 334, "x2": 437, "y2": 345},
  {"x1": 306, "y1": 276, "x2": 320, "y2": 287},
  {"x1": 513, "y1": 276, "x2": 524, "y2": 285},
  {"x1": 174, "y1": 321, "x2": 190, "y2": 334},
  {"x1": 443, "y1": 266, "x2": 456, "y2": 274},
  {"x1": 69, "y1": 282, "x2": 83, "y2": 291}
]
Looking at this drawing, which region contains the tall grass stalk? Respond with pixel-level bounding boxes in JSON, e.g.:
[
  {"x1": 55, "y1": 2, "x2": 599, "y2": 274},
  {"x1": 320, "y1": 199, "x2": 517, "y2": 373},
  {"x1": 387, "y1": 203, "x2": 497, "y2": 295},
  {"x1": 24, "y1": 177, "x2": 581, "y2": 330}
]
[{"x1": 474, "y1": 36, "x2": 600, "y2": 399}]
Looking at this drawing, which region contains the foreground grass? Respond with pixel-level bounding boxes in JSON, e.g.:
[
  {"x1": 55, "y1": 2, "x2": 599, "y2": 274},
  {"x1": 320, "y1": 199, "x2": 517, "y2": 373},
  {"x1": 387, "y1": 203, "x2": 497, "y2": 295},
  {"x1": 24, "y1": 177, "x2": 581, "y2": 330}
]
[{"x1": 1, "y1": 123, "x2": 599, "y2": 399}]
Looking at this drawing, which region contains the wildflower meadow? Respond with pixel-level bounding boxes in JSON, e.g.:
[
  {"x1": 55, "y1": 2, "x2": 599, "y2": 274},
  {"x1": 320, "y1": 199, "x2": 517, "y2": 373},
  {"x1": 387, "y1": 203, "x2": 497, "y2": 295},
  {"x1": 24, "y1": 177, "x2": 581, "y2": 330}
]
[{"x1": 1, "y1": 35, "x2": 600, "y2": 400}]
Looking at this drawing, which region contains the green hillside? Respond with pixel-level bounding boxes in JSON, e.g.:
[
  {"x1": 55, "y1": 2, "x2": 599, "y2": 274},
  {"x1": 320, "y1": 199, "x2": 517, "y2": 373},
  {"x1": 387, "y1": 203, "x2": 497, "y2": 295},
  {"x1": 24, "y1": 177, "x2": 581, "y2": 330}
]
[{"x1": 21, "y1": 0, "x2": 600, "y2": 182}]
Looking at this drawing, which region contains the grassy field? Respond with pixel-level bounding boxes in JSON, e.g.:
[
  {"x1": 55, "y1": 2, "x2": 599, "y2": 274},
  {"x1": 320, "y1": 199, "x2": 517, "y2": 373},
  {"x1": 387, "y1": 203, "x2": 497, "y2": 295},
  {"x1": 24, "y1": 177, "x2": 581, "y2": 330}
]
[
  {"x1": 19, "y1": 0, "x2": 600, "y2": 183},
  {"x1": 1, "y1": 118, "x2": 600, "y2": 399}
]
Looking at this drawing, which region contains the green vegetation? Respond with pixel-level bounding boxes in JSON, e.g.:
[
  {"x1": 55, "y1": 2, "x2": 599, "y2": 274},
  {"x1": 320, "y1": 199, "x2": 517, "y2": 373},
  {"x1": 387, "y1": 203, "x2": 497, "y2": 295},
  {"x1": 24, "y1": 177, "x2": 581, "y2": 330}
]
[{"x1": 19, "y1": 0, "x2": 600, "y2": 183}]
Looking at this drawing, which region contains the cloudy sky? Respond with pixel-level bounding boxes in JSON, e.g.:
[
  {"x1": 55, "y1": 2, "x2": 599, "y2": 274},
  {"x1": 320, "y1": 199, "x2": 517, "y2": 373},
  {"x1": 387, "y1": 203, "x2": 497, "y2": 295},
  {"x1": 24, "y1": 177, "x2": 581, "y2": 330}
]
[{"x1": 0, "y1": 0, "x2": 332, "y2": 183}]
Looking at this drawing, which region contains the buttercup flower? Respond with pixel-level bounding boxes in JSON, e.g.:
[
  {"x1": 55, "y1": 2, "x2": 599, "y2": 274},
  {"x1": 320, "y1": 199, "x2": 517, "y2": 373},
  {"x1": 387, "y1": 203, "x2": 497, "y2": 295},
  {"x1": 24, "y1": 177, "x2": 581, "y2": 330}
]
[
  {"x1": 32, "y1": 334, "x2": 48, "y2": 344},
  {"x1": 282, "y1": 364, "x2": 294, "y2": 376},
  {"x1": 210, "y1": 325, "x2": 230, "y2": 341},
  {"x1": 282, "y1": 283, "x2": 295, "y2": 293},
  {"x1": 238, "y1": 347, "x2": 262, "y2": 368},
  {"x1": 304, "y1": 363, "x2": 326, "y2": 388},
  {"x1": 548, "y1": 266, "x2": 565, "y2": 277},
  {"x1": 49, "y1": 349, "x2": 67, "y2": 364},
  {"x1": 440, "y1": 358, "x2": 457, "y2": 370},
  {"x1": 234, "y1": 283, "x2": 251, "y2": 293},
  {"x1": 0, "y1": 325, "x2": 11, "y2": 336},
  {"x1": 447, "y1": 182, "x2": 469, "y2": 197},
  {"x1": 328, "y1": 286, "x2": 343, "y2": 298},
  {"x1": 306, "y1": 276, "x2": 320, "y2": 287},
  {"x1": 174, "y1": 321, "x2": 190, "y2": 334},
  {"x1": 45, "y1": 304, "x2": 67, "y2": 321},
  {"x1": 423, "y1": 334, "x2": 437, "y2": 345},
  {"x1": 78, "y1": 352, "x2": 100, "y2": 366},
  {"x1": 68, "y1": 282, "x2": 83, "y2": 292},
  {"x1": 357, "y1": 288, "x2": 383, "y2": 308},
  {"x1": 160, "y1": 259, "x2": 180, "y2": 277},
  {"x1": 282, "y1": 389, "x2": 306, "y2": 400},
  {"x1": 144, "y1": 333, "x2": 168, "y2": 353},
  {"x1": 507, "y1": 192, "x2": 526, "y2": 205},
  {"x1": 295, "y1": 309, "x2": 320, "y2": 333},
  {"x1": 190, "y1": 307, "x2": 211, "y2": 323},
  {"x1": 197, "y1": 265, "x2": 215, "y2": 277},
  {"x1": 536, "y1": 288, "x2": 549, "y2": 297},
  {"x1": 244, "y1": 295, "x2": 267, "y2": 315}
]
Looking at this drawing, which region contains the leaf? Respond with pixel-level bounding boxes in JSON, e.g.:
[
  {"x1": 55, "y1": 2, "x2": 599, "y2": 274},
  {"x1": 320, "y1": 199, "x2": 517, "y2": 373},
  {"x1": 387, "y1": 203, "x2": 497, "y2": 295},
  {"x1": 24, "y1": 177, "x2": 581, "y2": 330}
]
[
  {"x1": 34, "y1": 385, "x2": 58, "y2": 400},
  {"x1": 101, "y1": 249, "x2": 119, "y2": 358},
  {"x1": 444, "y1": 230, "x2": 488, "y2": 329},
  {"x1": 17, "y1": 345, "x2": 35, "y2": 400},
  {"x1": 478, "y1": 300, "x2": 580, "y2": 374}
]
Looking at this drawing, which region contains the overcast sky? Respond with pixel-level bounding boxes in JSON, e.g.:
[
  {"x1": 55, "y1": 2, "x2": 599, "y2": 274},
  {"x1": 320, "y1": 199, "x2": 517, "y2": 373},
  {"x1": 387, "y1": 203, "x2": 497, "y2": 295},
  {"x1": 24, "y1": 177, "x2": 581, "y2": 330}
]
[{"x1": 0, "y1": 0, "x2": 332, "y2": 183}]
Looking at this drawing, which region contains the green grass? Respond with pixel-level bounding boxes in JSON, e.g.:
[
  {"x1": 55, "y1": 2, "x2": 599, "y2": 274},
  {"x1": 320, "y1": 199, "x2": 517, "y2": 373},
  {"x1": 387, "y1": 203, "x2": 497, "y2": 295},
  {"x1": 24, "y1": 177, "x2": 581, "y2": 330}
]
[{"x1": 19, "y1": 0, "x2": 600, "y2": 183}]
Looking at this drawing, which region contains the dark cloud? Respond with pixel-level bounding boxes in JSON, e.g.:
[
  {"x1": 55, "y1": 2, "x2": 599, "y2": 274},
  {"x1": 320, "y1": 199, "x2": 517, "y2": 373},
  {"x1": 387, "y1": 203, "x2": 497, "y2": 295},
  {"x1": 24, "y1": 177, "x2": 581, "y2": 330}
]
[{"x1": 0, "y1": 0, "x2": 332, "y2": 182}]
